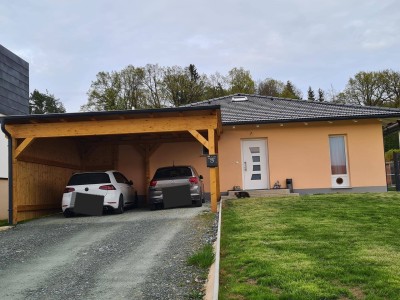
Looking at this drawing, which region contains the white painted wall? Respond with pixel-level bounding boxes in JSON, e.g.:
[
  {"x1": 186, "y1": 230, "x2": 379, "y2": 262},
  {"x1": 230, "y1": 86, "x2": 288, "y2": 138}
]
[
  {"x1": 0, "y1": 114, "x2": 7, "y2": 178},
  {"x1": 0, "y1": 134, "x2": 7, "y2": 179}
]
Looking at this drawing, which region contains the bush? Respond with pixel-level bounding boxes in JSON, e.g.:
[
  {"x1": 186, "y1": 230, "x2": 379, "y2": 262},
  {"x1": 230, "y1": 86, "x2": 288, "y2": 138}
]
[
  {"x1": 384, "y1": 131, "x2": 399, "y2": 152},
  {"x1": 385, "y1": 149, "x2": 400, "y2": 162}
]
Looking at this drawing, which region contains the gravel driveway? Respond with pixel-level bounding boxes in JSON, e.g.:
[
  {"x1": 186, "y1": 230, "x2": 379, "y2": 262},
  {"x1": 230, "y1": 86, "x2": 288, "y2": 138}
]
[{"x1": 0, "y1": 205, "x2": 215, "y2": 300}]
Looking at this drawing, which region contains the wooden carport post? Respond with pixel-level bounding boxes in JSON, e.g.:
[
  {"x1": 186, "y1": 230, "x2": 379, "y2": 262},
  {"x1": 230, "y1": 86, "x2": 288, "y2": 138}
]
[
  {"x1": 12, "y1": 138, "x2": 18, "y2": 225},
  {"x1": 189, "y1": 128, "x2": 220, "y2": 213},
  {"x1": 133, "y1": 143, "x2": 160, "y2": 202},
  {"x1": 208, "y1": 128, "x2": 220, "y2": 213}
]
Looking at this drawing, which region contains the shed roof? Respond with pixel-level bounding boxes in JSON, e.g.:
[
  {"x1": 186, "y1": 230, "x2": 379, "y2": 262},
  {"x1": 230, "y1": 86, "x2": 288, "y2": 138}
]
[{"x1": 184, "y1": 94, "x2": 400, "y2": 125}]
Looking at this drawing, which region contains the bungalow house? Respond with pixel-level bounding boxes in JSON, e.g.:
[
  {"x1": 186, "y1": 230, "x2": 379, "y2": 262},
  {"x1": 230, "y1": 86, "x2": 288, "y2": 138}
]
[
  {"x1": 184, "y1": 94, "x2": 400, "y2": 194},
  {"x1": 2, "y1": 94, "x2": 400, "y2": 224}
]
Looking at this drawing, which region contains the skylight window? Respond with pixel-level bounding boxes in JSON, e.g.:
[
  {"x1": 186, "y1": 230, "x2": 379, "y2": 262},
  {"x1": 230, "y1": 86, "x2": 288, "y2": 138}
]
[{"x1": 231, "y1": 96, "x2": 248, "y2": 102}]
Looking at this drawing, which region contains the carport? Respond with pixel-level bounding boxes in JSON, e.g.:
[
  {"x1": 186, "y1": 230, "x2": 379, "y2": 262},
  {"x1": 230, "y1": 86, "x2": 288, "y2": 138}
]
[{"x1": 1, "y1": 106, "x2": 222, "y2": 224}]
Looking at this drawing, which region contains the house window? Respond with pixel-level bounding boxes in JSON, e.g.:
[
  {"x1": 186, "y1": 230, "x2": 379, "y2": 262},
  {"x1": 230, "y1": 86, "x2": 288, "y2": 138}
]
[
  {"x1": 202, "y1": 145, "x2": 209, "y2": 156},
  {"x1": 329, "y1": 136, "x2": 347, "y2": 174},
  {"x1": 329, "y1": 135, "x2": 350, "y2": 188}
]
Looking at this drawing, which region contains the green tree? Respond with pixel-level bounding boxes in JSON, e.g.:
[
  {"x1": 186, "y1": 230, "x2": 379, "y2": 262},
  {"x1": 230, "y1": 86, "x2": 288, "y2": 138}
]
[
  {"x1": 317, "y1": 88, "x2": 325, "y2": 102},
  {"x1": 81, "y1": 71, "x2": 121, "y2": 111},
  {"x1": 382, "y1": 69, "x2": 400, "y2": 107},
  {"x1": 119, "y1": 65, "x2": 146, "y2": 109},
  {"x1": 81, "y1": 65, "x2": 146, "y2": 111},
  {"x1": 339, "y1": 71, "x2": 388, "y2": 106},
  {"x1": 307, "y1": 86, "x2": 315, "y2": 101},
  {"x1": 228, "y1": 67, "x2": 255, "y2": 94},
  {"x1": 257, "y1": 78, "x2": 285, "y2": 97},
  {"x1": 280, "y1": 81, "x2": 302, "y2": 99},
  {"x1": 336, "y1": 70, "x2": 400, "y2": 107},
  {"x1": 163, "y1": 64, "x2": 206, "y2": 106},
  {"x1": 29, "y1": 89, "x2": 66, "y2": 114}
]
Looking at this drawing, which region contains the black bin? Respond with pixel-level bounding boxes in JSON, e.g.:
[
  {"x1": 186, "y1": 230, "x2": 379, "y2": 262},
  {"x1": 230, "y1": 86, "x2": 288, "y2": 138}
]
[{"x1": 286, "y1": 178, "x2": 293, "y2": 193}]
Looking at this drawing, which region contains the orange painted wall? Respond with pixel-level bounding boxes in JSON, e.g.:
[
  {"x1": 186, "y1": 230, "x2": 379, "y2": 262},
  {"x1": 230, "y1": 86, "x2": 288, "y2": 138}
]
[
  {"x1": 117, "y1": 119, "x2": 386, "y2": 194},
  {"x1": 116, "y1": 143, "x2": 209, "y2": 195},
  {"x1": 218, "y1": 120, "x2": 386, "y2": 191},
  {"x1": 117, "y1": 145, "x2": 146, "y2": 193}
]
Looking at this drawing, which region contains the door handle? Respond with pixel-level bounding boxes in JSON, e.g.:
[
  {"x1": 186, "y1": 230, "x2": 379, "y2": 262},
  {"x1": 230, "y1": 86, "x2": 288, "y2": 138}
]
[{"x1": 244, "y1": 162, "x2": 247, "y2": 171}]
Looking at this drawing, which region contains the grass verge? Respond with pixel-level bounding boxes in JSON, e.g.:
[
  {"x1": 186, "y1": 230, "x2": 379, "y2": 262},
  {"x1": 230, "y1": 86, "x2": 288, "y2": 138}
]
[
  {"x1": 185, "y1": 211, "x2": 217, "y2": 299},
  {"x1": 188, "y1": 243, "x2": 215, "y2": 269},
  {"x1": 220, "y1": 193, "x2": 400, "y2": 299}
]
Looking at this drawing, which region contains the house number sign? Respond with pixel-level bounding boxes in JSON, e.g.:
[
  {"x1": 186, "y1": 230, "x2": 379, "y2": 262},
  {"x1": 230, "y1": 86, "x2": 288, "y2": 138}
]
[{"x1": 207, "y1": 155, "x2": 218, "y2": 168}]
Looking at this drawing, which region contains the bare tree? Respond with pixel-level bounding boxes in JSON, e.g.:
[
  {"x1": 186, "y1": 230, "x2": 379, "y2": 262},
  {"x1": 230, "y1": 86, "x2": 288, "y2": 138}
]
[
  {"x1": 204, "y1": 72, "x2": 229, "y2": 99},
  {"x1": 143, "y1": 64, "x2": 167, "y2": 108}
]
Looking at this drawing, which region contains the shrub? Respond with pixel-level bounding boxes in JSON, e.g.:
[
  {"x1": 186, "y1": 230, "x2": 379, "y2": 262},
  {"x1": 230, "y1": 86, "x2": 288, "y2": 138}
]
[{"x1": 385, "y1": 149, "x2": 400, "y2": 162}]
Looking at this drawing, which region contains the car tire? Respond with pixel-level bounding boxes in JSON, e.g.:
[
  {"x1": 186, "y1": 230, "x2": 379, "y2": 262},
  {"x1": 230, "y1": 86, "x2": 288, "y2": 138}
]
[
  {"x1": 115, "y1": 195, "x2": 124, "y2": 214},
  {"x1": 63, "y1": 209, "x2": 74, "y2": 218},
  {"x1": 194, "y1": 200, "x2": 202, "y2": 207},
  {"x1": 134, "y1": 192, "x2": 139, "y2": 208}
]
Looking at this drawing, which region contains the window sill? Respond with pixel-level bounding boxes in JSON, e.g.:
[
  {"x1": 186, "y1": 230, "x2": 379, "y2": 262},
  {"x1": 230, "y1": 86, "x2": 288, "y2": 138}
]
[{"x1": 331, "y1": 186, "x2": 351, "y2": 189}]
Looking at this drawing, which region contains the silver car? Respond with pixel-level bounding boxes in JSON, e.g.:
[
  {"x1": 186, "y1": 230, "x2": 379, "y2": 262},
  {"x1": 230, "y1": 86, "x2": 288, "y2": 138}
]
[{"x1": 148, "y1": 166, "x2": 204, "y2": 209}]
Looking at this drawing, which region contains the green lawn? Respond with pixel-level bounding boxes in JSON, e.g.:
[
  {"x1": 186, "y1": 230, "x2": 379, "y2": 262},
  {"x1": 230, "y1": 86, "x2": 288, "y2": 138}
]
[
  {"x1": 219, "y1": 193, "x2": 400, "y2": 300},
  {"x1": 0, "y1": 219, "x2": 8, "y2": 227}
]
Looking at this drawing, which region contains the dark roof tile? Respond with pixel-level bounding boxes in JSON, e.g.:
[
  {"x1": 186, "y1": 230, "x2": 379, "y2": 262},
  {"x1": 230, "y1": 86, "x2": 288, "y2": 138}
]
[{"x1": 185, "y1": 94, "x2": 400, "y2": 124}]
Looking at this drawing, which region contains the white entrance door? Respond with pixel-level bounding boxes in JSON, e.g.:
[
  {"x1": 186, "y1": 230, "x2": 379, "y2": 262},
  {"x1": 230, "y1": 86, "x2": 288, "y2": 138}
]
[{"x1": 241, "y1": 139, "x2": 269, "y2": 190}]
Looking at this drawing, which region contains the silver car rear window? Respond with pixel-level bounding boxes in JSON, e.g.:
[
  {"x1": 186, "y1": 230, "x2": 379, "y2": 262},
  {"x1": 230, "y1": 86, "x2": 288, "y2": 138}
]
[{"x1": 153, "y1": 167, "x2": 192, "y2": 179}]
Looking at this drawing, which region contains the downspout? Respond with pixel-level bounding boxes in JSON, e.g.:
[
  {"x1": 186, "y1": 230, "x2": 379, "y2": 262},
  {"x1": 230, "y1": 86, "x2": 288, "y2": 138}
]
[{"x1": 1, "y1": 119, "x2": 13, "y2": 225}]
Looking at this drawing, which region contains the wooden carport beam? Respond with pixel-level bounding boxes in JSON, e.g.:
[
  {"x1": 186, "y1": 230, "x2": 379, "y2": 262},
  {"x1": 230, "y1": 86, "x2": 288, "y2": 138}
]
[
  {"x1": 133, "y1": 143, "x2": 161, "y2": 189},
  {"x1": 188, "y1": 130, "x2": 209, "y2": 149},
  {"x1": 6, "y1": 116, "x2": 218, "y2": 139},
  {"x1": 14, "y1": 138, "x2": 35, "y2": 159}
]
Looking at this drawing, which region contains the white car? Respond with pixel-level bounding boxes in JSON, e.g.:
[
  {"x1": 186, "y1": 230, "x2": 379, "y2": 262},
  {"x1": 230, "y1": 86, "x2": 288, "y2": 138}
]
[{"x1": 62, "y1": 170, "x2": 137, "y2": 217}]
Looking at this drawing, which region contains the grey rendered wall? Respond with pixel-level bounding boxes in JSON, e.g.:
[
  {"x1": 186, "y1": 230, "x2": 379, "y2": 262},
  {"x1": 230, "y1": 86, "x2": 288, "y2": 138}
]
[{"x1": 0, "y1": 44, "x2": 29, "y2": 115}]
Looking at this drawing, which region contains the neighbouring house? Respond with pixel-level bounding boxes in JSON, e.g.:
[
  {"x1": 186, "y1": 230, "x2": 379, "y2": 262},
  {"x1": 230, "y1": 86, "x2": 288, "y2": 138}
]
[
  {"x1": 0, "y1": 44, "x2": 29, "y2": 220},
  {"x1": 2, "y1": 94, "x2": 400, "y2": 224}
]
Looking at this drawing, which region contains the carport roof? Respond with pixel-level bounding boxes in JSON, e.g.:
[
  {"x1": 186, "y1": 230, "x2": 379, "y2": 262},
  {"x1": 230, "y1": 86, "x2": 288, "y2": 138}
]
[{"x1": 0, "y1": 105, "x2": 221, "y2": 125}]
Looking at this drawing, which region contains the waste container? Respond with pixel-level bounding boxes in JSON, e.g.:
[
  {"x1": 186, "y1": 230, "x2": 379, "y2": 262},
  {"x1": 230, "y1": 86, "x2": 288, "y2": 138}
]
[{"x1": 286, "y1": 178, "x2": 293, "y2": 193}]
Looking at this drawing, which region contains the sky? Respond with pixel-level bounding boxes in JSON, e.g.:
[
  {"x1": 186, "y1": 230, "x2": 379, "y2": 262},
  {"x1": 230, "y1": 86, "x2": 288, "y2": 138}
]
[{"x1": 1, "y1": 0, "x2": 399, "y2": 112}]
